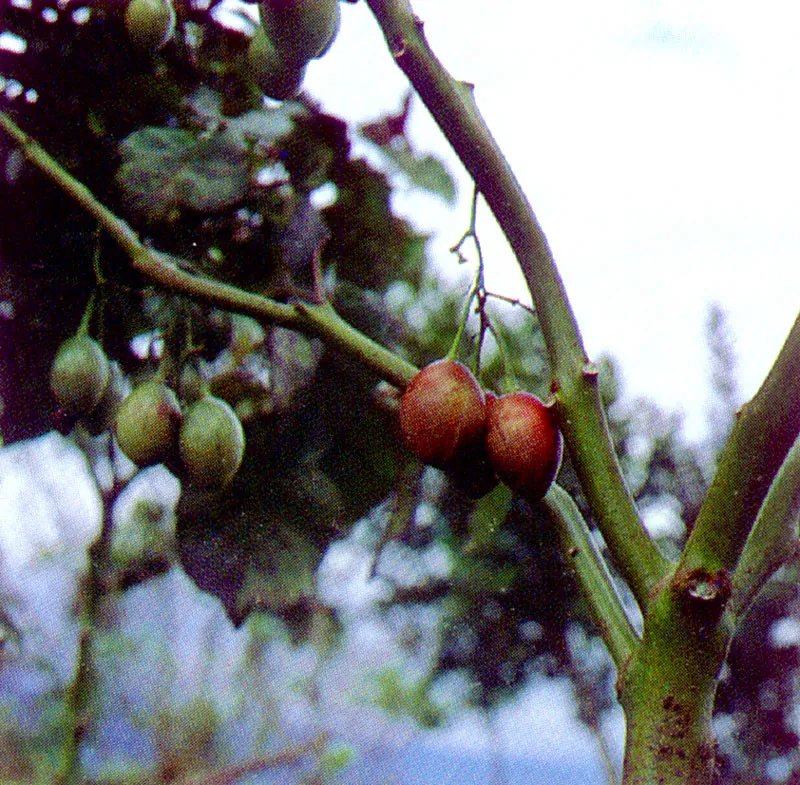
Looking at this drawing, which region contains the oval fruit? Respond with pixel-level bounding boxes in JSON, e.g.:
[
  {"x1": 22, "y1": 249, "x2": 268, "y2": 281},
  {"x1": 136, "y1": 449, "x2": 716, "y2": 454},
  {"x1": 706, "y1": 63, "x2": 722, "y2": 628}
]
[
  {"x1": 485, "y1": 392, "x2": 563, "y2": 501},
  {"x1": 124, "y1": 0, "x2": 176, "y2": 51},
  {"x1": 115, "y1": 380, "x2": 181, "y2": 467},
  {"x1": 179, "y1": 395, "x2": 245, "y2": 489},
  {"x1": 399, "y1": 360, "x2": 486, "y2": 469},
  {"x1": 50, "y1": 336, "x2": 110, "y2": 416},
  {"x1": 247, "y1": 27, "x2": 306, "y2": 101},
  {"x1": 83, "y1": 361, "x2": 127, "y2": 436},
  {"x1": 258, "y1": 0, "x2": 340, "y2": 67}
]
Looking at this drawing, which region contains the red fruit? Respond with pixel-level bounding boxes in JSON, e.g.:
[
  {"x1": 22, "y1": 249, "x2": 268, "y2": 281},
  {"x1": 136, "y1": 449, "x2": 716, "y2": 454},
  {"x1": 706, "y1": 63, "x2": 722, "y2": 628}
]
[
  {"x1": 399, "y1": 360, "x2": 486, "y2": 469},
  {"x1": 485, "y1": 392, "x2": 562, "y2": 500}
]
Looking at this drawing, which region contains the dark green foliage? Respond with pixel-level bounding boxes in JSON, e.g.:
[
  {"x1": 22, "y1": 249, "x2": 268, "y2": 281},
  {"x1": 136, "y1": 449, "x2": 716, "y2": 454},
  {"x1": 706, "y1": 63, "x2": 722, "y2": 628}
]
[
  {"x1": 177, "y1": 347, "x2": 408, "y2": 627},
  {"x1": 116, "y1": 127, "x2": 251, "y2": 222}
]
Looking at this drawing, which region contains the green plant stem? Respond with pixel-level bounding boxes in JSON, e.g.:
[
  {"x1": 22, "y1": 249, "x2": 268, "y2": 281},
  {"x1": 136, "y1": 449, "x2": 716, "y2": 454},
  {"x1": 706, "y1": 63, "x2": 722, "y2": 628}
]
[
  {"x1": 618, "y1": 578, "x2": 731, "y2": 785},
  {"x1": 0, "y1": 111, "x2": 417, "y2": 391},
  {"x1": 364, "y1": 0, "x2": 670, "y2": 608},
  {"x1": 62, "y1": 467, "x2": 120, "y2": 785},
  {"x1": 543, "y1": 485, "x2": 639, "y2": 671},
  {"x1": 171, "y1": 735, "x2": 326, "y2": 785},
  {"x1": 731, "y1": 430, "x2": 800, "y2": 618},
  {"x1": 681, "y1": 311, "x2": 800, "y2": 577}
]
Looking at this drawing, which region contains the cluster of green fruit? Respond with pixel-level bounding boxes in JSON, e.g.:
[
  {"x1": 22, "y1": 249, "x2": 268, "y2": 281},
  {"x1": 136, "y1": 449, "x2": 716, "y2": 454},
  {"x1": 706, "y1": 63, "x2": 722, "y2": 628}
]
[
  {"x1": 121, "y1": 0, "x2": 341, "y2": 102},
  {"x1": 246, "y1": 0, "x2": 341, "y2": 100},
  {"x1": 50, "y1": 336, "x2": 245, "y2": 490},
  {"x1": 399, "y1": 360, "x2": 563, "y2": 501}
]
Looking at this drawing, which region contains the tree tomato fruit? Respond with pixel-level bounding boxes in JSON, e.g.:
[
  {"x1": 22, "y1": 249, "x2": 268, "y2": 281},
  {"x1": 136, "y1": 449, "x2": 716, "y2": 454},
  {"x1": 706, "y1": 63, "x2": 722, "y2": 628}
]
[
  {"x1": 485, "y1": 391, "x2": 562, "y2": 501},
  {"x1": 399, "y1": 360, "x2": 486, "y2": 469},
  {"x1": 247, "y1": 27, "x2": 307, "y2": 101},
  {"x1": 124, "y1": 0, "x2": 176, "y2": 51},
  {"x1": 115, "y1": 380, "x2": 181, "y2": 467},
  {"x1": 50, "y1": 335, "x2": 110, "y2": 417},
  {"x1": 258, "y1": 0, "x2": 341, "y2": 67},
  {"x1": 179, "y1": 395, "x2": 245, "y2": 489}
]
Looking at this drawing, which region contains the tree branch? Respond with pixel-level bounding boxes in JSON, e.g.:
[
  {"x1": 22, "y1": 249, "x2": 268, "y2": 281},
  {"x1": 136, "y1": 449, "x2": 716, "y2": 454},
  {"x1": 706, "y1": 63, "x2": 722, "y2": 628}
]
[
  {"x1": 363, "y1": 0, "x2": 671, "y2": 607},
  {"x1": 730, "y1": 430, "x2": 800, "y2": 619},
  {"x1": 681, "y1": 311, "x2": 800, "y2": 578},
  {"x1": 170, "y1": 735, "x2": 326, "y2": 785},
  {"x1": 0, "y1": 111, "x2": 417, "y2": 390},
  {"x1": 543, "y1": 484, "x2": 639, "y2": 671}
]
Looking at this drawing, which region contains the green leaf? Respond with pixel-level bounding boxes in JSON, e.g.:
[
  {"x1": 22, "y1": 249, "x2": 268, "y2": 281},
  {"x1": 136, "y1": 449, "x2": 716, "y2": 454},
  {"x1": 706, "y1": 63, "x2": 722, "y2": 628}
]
[
  {"x1": 380, "y1": 145, "x2": 457, "y2": 205},
  {"x1": 185, "y1": 87, "x2": 306, "y2": 143},
  {"x1": 176, "y1": 349, "x2": 406, "y2": 631},
  {"x1": 116, "y1": 126, "x2": 250, "y2": 222}
]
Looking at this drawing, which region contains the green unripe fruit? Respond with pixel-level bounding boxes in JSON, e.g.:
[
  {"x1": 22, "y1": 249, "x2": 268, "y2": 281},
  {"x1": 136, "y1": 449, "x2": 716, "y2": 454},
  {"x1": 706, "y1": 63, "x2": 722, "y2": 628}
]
[
  {"x1": 247, "y1": 27, "x2": 306, "y2": 101},
  {"x1": 115, "y1": 380, "x2": 181, "y2": 467},
  {"x1": 124, "y1": 0, "x2": 176, "y2": 51},
  {"x1": 83, "y1": 361, "x2": 127, "y2": 436},
  {"x1": 258, "y1": 0, "x2": 341, "y2": 67},
  {"x1": 179, "y1": 396, "x2": 245, "y2": 489},
  {"x1": 50, "y1": 336, "x2": 110, "y2": 416}
]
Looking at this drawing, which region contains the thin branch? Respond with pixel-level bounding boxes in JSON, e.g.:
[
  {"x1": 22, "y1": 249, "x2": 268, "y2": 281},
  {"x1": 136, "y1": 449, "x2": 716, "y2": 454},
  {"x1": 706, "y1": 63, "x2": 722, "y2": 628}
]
[
  {"x1": 364, "y1": 0, "x2": 670, "y2": 607},
  {"x1": 0, "y1": 110, "x2": 417, "y2": 390},
  {"x1": 542, "y1": 484, "x2": 639, "y2": 671},
  {"x1": 62, "y1": 444, "x2": 125, "y2": 785},
  {"x1": 681, "y1": 311, "x2": 800, "y2": 578},
  {"x1": 170, "y1": 735, "x2": 326, "y2": 785},
  {"x1": 730, "y1": 430, "x2": 800, "y2": 619},
  {"x1": 484, "y1": 291, "x2": 537, "y2": 317}
]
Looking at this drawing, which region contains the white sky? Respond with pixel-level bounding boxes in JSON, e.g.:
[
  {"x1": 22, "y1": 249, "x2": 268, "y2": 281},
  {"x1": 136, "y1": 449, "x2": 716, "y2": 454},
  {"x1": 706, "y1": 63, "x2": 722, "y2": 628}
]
[{"x1": 305, "y1": 0, "x2": 800, "y2": 439}]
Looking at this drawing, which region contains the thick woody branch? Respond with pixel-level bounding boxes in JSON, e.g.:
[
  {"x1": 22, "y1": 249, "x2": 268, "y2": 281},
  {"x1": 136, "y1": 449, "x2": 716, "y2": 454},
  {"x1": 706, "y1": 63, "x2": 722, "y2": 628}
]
[{"x1": 363, "y1": 0, "x2": 671, "y2": 607}]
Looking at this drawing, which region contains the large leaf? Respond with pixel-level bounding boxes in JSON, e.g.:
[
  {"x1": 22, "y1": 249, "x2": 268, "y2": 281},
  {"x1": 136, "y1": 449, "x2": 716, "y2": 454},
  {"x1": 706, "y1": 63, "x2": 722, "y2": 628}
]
[
  {"x1": 324, "y1": 159, "x2": 429, "y2": 292},
  {"x1": 176, "y1": 348, "x2": 407, "y2": 631},
  {"x1": 116, "y1": 127, "x2": 250, "y2": 222}
]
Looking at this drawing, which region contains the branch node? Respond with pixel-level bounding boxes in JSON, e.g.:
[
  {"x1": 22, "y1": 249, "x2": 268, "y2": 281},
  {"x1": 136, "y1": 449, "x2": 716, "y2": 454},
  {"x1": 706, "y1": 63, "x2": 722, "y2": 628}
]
[
  {"x1": 672, "y1": 567, "x2": 731, "y2": 619},
  {"x1": 390, "y1": 34, "x2": 407, "y2": 57},
  {"x1": 581, "y1": 361, "x2": 600, "y2": 382}
]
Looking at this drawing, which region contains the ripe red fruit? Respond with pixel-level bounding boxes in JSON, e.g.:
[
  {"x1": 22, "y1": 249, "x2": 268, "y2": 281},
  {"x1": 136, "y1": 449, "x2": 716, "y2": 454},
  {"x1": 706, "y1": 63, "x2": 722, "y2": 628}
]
[
  {"x1": 485, "y1": 392, "x2": 562, "y2": 500},
  {"x1": 399, "y1": 360, "x2": 486, "y2": 469}
]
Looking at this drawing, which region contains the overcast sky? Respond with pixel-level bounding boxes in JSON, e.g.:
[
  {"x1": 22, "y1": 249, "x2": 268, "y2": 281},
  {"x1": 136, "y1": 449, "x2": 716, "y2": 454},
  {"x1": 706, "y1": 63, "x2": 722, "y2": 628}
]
[{"x1": 304, "y1": 0, "x2": 800, "y2": 439}]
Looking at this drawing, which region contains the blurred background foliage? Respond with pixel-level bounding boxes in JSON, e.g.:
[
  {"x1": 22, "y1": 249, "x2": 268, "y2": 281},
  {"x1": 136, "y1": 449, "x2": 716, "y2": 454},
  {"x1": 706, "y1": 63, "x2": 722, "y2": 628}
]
[{"x1": 0, "y1": 1, "x2": 798, "y2": 783}]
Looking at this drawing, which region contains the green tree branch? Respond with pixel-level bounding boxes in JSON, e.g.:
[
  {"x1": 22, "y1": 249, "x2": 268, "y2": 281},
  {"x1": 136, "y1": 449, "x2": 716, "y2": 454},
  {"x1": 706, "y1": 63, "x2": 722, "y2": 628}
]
[
  {"x1": 0, "y1": 111, "x2": 416, "y2": 390},
  {"x1": 543, "y1": 484, "x2": 639, "y2": 672},
  {"x1": 363, "y1": 0, "x2": 671, "y2": 608},
  {"x1": 730, "y1": 430, "x2": 800, "y2": 619},
  {"x1": 681, "y1": 312, "x2": 800, "y2": 577}
]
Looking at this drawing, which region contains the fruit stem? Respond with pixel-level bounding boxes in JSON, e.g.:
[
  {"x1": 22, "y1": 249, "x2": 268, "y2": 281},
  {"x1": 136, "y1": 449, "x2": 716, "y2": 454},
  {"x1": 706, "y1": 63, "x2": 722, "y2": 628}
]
[{"x1": 76, "y1": 289, "x2": 97, "y2": 337}]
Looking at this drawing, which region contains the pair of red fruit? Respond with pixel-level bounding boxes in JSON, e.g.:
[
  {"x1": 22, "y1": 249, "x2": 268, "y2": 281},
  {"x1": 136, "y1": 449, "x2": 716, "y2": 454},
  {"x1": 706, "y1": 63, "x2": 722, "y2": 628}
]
[{"x1": 399, "y1": 360, "x2": 563, "y2": 501}]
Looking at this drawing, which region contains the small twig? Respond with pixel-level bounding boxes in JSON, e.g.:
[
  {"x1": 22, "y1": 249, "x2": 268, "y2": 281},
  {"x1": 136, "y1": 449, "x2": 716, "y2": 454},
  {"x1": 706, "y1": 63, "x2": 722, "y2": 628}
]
[
  {"x1": 171, "y1": 735, "x2": 327, "y2": 785},
  {"x1": 62, "y1": 444, "x2": 127, "y2": 785},
  {"x1": 483, "y1": 291, "x2": 537, "y2": 317}
]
